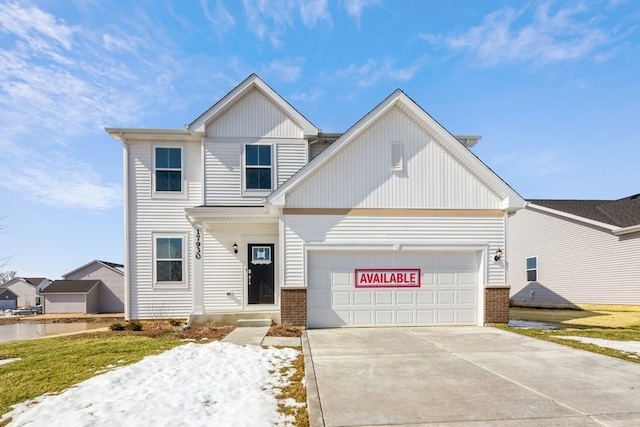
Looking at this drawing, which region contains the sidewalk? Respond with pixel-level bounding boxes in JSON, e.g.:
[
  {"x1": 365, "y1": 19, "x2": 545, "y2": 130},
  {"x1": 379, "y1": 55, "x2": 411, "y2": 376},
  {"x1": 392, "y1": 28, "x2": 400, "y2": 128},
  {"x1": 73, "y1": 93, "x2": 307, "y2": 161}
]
[{"x1": 222, "y1": 326, "x2": 301, "y2": 347}]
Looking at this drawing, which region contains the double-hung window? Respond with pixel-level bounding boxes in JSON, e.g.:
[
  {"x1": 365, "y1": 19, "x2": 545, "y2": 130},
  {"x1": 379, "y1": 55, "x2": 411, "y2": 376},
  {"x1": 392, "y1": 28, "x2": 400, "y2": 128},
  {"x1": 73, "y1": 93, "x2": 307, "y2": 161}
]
[
  {"x1": 155, "y1": 147, "x2": 182, "y2": 192},
  {"x1": 155, "y1": 236, "x2": 184, "y2": 283},
  {"x1": 245, "y1": 145, "x2": 272, "y2": 190},
  {"x1": 526, "y1": 256, "x2": 538, "y2": 282}
]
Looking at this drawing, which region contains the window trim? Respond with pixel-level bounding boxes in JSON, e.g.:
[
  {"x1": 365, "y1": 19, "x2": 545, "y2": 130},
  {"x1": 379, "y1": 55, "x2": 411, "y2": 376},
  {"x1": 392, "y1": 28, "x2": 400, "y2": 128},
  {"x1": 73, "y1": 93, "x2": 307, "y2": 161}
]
[
  {"x1": 525, "y1": 256, "x2": 538, "y2": 282},
  {"x1": 242, "y1": 143, "x2": 274, "y2": 196},
  {"x1": 152, "y1": 232, "x2": 188, "y2": 288},
  {"x1": 152, "y1": 145, "x2": 186, "y2": 199}
]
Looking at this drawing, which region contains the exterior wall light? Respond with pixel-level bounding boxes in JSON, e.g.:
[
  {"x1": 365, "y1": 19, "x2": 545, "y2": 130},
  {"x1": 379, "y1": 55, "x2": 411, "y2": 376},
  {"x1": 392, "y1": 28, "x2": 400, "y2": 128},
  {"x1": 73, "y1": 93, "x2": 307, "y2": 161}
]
[
  {"x1": 233, "y1": 242, "x2": 238, "y2": 254},
  {"x1": 494, "y1": 248, "x2": 503, "y2": 262}
]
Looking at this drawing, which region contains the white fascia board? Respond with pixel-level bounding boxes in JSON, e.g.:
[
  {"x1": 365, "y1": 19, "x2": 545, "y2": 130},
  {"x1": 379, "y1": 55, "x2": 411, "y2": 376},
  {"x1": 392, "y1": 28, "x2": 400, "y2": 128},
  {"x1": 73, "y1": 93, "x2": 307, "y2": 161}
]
[
  {"x1": 187, "y1": 74, "x2": 318, "y2": 137},
  {"x1": 613, "y1": 224, "x2": 640, "y2": 235},
  {"x1": 527, "y1": 203, "x2": 619, "y2": 231},
  {"x1": 105, "y1": 128, "x2": 201, "y2": 142},
  {"x1": 185, "y1": 206, "x2": 277, "y2": 224}
]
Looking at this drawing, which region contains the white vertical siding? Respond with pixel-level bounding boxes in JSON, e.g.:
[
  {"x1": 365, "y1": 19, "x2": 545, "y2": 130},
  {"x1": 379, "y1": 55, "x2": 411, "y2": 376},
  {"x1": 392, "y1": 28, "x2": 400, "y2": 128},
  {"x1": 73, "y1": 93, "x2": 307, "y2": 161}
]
[
  {"x1": 128, "y1": 141, "x2": 202, "y2": 319},
  {"x1": 206, "y1": 89, "x2": 304, "y2": 138},
  {"x1": 287, "y1": 106, "x2": 502, "y2": 209},
  {"x1": 277, "y1": 143, "x2": 307, "y2": 186},
  {"x1": 284, "y1": 215, "x2": 505, "y2": 287},
  {"x1": 507, "y1": 208, "x2": 640, "y2": 305}
]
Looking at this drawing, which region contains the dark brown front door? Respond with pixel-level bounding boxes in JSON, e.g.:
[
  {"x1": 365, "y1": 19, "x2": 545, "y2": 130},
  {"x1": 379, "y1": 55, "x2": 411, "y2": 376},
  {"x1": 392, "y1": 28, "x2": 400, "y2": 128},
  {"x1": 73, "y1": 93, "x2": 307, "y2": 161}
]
[{"x1": 247, "y1": 244, "x2": 275, "y2": 304}]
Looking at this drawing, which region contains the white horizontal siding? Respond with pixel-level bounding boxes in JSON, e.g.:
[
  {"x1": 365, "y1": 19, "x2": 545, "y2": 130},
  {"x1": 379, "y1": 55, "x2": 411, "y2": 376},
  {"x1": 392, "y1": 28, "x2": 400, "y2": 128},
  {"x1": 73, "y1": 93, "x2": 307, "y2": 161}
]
[
  {"x1": 507, "y1": 208, "x2": 640, "y2": 305},
  {"x1": 284, "y1": 215, "x2": 504, "y2": 287},
  {"x1": 128, "y1": 141, "x2": 201, "y2": 319},
  {"x1": 310, "y1": 140, "x2": 333, "y2": 160},
  {"x1": 204, "y1": 139, "x2": 308, "y2": 205},
  {"x1": 287, "y1": 106, "x2": 502, "y2": 209},
  {"x1": 202, "y1": 230, "x2": 244, "y2": 311},
  {"x1": 206, "y1": 88, "x2": 304, "y2": 138},
  {"x1": 277, "y1": 143, "x2": 307, "y2": 186}
]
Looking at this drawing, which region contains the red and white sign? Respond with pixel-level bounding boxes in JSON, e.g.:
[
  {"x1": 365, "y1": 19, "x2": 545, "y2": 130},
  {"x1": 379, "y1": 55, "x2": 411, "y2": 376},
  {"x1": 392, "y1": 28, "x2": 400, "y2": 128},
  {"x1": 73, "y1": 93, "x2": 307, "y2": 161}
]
[{"x1": 355, "y1": 269, "x2": 421, "y2": 288}]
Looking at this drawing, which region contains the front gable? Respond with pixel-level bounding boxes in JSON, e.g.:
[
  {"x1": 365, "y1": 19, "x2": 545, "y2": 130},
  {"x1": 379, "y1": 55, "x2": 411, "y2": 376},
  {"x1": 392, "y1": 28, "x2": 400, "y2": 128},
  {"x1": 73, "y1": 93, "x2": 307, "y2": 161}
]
[{"x1": 270, "y1": 91, "x2": 524, "y2": 211}]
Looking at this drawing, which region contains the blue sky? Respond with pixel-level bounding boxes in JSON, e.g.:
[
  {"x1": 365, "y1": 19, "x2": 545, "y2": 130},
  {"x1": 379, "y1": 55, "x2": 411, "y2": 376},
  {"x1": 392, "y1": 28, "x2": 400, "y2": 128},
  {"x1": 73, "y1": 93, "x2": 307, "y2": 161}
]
[{"x1": 1, "y1": 0, "x2": 639, "y2": 279}]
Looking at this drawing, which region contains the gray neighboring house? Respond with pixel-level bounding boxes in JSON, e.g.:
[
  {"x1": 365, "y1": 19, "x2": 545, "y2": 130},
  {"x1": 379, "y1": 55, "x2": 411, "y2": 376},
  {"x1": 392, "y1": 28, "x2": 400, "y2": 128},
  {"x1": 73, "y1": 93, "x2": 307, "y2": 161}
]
[
  {"x1": 40, "y1": 280, "x2": 101, "y2": 314},
  {"x1": 507, "y1": 194, "x2": 640, "y2": 307},
  {"x1": 0, "y1": 277, "x2": 50, "y2": 307},
  {"x1": 0, "y1": 288, "x2": 18, "y2": 310},
  {"x1": 61, "y1": 260, "x2": 124, "y2": 313}
]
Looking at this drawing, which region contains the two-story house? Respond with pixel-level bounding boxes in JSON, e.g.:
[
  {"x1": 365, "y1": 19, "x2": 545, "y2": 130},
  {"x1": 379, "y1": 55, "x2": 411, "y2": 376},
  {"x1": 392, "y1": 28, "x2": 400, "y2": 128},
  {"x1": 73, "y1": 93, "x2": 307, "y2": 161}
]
[{"x1": 107, "y1": 74, "x2": 524, "y2": 328}]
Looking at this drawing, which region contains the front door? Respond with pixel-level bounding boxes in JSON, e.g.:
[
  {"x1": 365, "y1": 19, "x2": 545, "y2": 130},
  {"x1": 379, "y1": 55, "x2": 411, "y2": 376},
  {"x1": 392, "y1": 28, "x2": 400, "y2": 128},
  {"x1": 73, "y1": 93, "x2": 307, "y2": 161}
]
[{"x1": 248, "y1": 244, "x2": 275, "y2": 305}]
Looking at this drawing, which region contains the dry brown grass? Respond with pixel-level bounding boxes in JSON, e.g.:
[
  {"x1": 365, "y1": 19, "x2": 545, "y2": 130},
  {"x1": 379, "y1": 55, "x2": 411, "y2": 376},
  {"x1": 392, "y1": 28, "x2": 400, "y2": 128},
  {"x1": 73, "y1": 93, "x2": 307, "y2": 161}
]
[
  {"x1": 109, "y1": 320, "x2": 235, "y2": 341},
  {"x1": 510, "y1": 307, "x2": 640, "y2": 329},
  {"x1": 267, "y1": 323, "x2": 303, "y2": 337},
  {"x1": 277, "y1": 352, "x2": 308, "y2": 426}
]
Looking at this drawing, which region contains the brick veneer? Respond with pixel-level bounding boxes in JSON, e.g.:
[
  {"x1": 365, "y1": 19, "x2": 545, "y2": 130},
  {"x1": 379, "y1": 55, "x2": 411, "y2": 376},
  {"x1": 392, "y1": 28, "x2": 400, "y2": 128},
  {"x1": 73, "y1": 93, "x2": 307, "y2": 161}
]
[
  {"x1": 484, "y1": 287, "x2": 510, "y2": 323},
  {"x1": 281, "y1": 288, "x2": 307, "y2": 326}
]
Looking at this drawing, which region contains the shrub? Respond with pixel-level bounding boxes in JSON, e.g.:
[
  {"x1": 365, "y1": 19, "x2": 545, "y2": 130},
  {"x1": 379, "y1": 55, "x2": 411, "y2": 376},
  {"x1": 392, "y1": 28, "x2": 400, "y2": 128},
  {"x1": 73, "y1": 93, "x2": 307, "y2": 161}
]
[
  {"x1": 168, "y1": 319, "x2": 183, "y2": 327},
  {"x1": 125, "y1": 321, "x2": 143, "y2": 331},
  {"x1": 109, "y1": 322, "x2": 125, "y2": 331}
]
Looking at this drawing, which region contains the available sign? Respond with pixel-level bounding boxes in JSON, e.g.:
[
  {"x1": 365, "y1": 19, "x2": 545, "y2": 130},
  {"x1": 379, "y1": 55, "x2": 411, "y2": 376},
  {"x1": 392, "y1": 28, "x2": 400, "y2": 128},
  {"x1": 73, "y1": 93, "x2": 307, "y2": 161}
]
[{"x1": 355, "y1": 269, "x2": 421, "y2": 288}]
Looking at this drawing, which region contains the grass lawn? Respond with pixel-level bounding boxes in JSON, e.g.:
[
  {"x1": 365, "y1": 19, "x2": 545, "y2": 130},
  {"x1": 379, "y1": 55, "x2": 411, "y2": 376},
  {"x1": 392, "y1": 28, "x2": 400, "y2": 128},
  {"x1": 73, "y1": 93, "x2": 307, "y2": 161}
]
[
  {"x1": 0, "y1": 333, "x2": 183, "y2": 419},
  {"x1": 504, "y1": 306, "x2": 640, "y2": 364}
]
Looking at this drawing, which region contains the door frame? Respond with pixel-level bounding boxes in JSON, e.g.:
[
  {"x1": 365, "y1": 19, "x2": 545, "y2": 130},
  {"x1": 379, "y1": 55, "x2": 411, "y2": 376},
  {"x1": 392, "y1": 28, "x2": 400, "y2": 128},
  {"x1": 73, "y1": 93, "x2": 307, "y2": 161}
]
[{"x1": 242, "y1": 234, "x2": 279, "y2": 310}]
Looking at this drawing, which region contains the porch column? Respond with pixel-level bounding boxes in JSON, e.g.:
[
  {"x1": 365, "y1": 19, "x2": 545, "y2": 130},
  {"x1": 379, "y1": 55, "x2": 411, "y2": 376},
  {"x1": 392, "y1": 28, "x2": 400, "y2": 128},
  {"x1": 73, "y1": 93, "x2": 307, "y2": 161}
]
[{"x1": 192, "y1": 226, "x2": 204, "y2": 315}]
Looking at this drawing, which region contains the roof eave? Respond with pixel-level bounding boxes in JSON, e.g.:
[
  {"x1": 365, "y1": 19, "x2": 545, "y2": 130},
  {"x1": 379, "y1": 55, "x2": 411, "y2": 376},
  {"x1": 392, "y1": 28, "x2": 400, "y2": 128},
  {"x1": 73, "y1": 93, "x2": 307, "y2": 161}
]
[
  {"x1": 527, "y1": 202, "x2": 618, "y2": 231},
  {"x1": 613, "y1": 224, "x2": 640, "y2": 236}
]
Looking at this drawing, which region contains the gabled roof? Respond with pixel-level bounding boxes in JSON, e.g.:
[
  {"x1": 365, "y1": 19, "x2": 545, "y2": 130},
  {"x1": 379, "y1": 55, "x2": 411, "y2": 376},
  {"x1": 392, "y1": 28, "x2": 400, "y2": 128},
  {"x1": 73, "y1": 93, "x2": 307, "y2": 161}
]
[
  {"x1": 23, "y1": 278, "x2": 47, "y2": 286},
  {"x1": 529, "y1": 193, "x2": 640, "y2": 232},
  {"x1": 187, "y1": 73, "x2": 318, "y2": 137},
  {"x1": 40, "y1": 280, "x2": 101, "y2": 294},
  {"x1": 0, "y1": 288, "x2": 17, "y2": 298},
  {"x1": 268, "y1": 89, "x2": 525, "y2": 210},
  {"x1": 62, "y1": 260, "x2": 124, "y2": 278}
]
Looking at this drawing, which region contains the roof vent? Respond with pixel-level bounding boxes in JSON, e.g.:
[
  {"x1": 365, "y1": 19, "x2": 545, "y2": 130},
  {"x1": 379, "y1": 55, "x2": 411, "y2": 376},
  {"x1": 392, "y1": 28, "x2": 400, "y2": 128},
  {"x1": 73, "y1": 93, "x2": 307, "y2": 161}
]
[{"x1": 391, "y1": 142, "x2": 403, "y2": 172}]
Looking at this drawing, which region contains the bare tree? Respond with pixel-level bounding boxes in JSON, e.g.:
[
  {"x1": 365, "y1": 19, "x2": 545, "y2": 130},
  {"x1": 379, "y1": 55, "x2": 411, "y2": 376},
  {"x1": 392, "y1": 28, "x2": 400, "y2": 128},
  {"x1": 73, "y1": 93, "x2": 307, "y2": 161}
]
[{"x1": 0, "y1": 270, "x2": 16, "y2": 284}]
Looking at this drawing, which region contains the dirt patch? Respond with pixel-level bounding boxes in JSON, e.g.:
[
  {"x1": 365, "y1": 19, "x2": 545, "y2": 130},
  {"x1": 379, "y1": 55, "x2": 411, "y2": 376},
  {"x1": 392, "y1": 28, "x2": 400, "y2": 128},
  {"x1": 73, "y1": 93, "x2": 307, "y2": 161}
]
[
  {"x1": 0, "y1": 314, "x2": 124, "y2": 326},
  {"x1": 267, "y1": 324, "x2": 303, "y2": 337}
]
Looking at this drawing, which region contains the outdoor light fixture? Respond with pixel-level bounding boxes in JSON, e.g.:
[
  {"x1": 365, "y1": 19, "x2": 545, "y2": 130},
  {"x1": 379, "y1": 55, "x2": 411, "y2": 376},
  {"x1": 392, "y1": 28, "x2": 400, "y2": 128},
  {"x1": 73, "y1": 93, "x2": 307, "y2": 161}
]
[
  {"x1": 494, "y1": 248, "x2": 503, "y2": 262},
  {"x1": 233, "y1": 242, "x2": 238, "y2": 254}
]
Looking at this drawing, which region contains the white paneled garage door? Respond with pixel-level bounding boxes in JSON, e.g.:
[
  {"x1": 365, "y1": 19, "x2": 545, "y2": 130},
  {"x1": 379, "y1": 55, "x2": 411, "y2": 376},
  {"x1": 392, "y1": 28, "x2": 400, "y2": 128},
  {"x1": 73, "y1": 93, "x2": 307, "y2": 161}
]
[{"x1": 307, "y1": 251, "x2": 480, "y2": 328}]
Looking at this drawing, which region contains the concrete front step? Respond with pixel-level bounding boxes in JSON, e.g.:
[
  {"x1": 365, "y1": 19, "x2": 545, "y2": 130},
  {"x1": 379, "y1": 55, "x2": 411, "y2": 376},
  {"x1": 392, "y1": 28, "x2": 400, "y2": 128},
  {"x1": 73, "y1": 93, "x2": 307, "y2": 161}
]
[{"x1": 236, "y1": 318, "x2": 273, "y2": 327}]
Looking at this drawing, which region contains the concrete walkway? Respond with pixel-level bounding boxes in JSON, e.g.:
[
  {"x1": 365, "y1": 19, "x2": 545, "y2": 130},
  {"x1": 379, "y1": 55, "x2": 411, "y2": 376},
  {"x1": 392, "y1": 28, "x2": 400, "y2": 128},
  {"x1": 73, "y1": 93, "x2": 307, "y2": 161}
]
[
  {"x1": 306, "y1": 327, "x2": 640, "y2": 427},
  {"x1": 221, "y1": 326, "x2": 301, "y2": 347}
]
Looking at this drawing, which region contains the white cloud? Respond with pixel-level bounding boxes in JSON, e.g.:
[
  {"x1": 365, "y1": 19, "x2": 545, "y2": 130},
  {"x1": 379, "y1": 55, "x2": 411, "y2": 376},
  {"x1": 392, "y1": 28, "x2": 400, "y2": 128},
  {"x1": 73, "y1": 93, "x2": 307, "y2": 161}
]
[
  {"x1": 342, "y1": 0, "x2": 379, "y2": 27},
  {"x1": 420, "y1": 3, "x2": 613, "y2": 67},
  {"x1": 264, "y1": 57, "x2": 305, "y2": 82},
  {"x1": 0, "y1": 2, "x2": 76, "y2": 49},
  {"x1": 300, "y1": 0, "x2": 331, "y2": 27},
  {"x1": 290, "y1": 89, "x2": 323, "y2": 102},
  {"x1": 336, "y1": 58, "x2": 421, "y2": 87},
  {"x1": 200, "y1": 0, "x2": 236, "y2": 37}
]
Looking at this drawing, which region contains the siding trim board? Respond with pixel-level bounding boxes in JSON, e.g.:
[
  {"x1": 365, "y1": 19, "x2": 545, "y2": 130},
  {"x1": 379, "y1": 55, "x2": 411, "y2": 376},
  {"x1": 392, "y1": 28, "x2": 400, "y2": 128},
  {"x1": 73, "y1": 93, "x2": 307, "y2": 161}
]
[{"x1": 283, "y1": 208, "x2": 504, "y2": 217}]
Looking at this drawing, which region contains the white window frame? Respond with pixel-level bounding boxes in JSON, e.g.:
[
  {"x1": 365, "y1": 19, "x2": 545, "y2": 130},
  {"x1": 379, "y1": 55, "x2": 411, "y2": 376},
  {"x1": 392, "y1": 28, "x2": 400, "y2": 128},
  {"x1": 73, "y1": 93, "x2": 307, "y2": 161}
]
[
  {"x1": 242, "y1": 143, "x2": 274, "y2": 196},
  {"x1": 525, "y1": 256, "x2": 538, "y2": 282},
  {"x1": 152, "y1": 232, "x2": 188, "y2": 288},
  {"x1": 152, "y1": 145, "x2": 186, "y2": 199}
]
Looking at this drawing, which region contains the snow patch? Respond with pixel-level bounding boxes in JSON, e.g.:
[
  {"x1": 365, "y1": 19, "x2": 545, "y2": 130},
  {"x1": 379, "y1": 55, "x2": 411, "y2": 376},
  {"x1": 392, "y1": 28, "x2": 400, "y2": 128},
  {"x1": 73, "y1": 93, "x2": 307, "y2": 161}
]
[
  {"x1": 559, "y1": 336, "x2": 640, "y2": 357},
  {"x1": 0, "y1": 358, "x2": 21, "y2": 366},
  {"x1": 2, "y1": 342, "x2": 299, "y2": 427},
  {"x1": 509, "y1": 320, "x2": 560, "y2": 330}
]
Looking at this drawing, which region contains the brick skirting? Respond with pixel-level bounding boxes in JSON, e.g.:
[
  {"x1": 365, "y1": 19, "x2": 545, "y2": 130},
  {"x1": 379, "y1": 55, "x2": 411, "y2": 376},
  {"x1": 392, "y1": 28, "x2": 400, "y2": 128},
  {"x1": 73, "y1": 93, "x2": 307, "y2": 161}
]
[
  {"x1": 281, "y1": 288, "x2": 307, "y2": 327},
  {"x1": 484, "y1": 287, "x2": 510, "y2": 324}
]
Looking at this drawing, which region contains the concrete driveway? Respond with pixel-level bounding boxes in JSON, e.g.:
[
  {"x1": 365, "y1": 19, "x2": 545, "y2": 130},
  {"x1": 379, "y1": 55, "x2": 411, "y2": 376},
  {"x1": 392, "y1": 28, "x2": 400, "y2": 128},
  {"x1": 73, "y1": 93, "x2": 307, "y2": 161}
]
[{"x1": 305, "y1": 327, "x2": 640, "y2": 426}]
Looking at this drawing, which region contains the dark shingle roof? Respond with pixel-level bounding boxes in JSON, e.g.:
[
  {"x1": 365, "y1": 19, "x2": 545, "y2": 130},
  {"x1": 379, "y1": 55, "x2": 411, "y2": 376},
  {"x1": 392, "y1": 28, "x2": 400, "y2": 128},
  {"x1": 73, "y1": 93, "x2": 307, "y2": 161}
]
[
  {"x1": 99, "y1": 261, "x2": 124, "y2": 270},
  {"x1": 530, "y1": 194, "x2": 640, "y2": 228},
  {"x1": 40, "y1": 280, "x2": 100, "y2": 294},
  {"x1": 23, "y1": 278, "x2": 47, "y2": 286}
]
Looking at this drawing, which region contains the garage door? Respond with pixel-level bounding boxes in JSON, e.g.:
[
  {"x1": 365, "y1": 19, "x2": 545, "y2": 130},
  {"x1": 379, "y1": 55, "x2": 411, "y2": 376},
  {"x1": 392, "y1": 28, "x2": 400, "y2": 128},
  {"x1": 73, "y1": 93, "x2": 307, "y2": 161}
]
[
  {"x1": 307, "y1": 251, "x2": 480, "y2": 328},
  {"x1": 0, "y1": 300, "x2": 16, "y2": 310}
]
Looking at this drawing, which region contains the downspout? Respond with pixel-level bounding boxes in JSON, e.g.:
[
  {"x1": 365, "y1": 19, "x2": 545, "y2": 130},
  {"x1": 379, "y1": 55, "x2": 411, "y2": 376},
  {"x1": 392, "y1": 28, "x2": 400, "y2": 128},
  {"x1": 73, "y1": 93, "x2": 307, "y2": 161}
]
[{"x1": 121, "y1": 136, "x2": 131, "y2": 321}]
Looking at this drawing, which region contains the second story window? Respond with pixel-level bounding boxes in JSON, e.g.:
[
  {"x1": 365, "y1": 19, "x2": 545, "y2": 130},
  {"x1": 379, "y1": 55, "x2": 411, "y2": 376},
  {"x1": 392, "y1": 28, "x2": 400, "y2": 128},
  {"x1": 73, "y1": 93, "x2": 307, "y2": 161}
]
[
  {"x1": 245, "y1": 145, "x2": 272, "y2": 190},
  {"x1": 155, "y1": 147, "x2": 182, "y2": 192}
]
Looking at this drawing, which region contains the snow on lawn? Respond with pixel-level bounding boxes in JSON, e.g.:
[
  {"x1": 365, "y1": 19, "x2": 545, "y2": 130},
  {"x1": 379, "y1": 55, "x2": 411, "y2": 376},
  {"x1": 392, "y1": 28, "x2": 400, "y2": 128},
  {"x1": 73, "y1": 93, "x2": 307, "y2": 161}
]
[
  {"x1": 559, "y1": 336, "x2": 640, "y2": 358},
  {"x1": 2, "y1": 342, "x2": 300, "y2": 427}
]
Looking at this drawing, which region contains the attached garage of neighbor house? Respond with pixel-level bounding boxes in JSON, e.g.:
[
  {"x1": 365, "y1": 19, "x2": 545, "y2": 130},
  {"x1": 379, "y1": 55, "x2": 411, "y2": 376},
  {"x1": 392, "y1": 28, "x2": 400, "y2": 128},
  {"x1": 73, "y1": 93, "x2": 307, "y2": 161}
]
[
  {"x1": 307, "y1": 250, "x2": 481, "y2": 328},
  {"x1": 41, "y1": 280, "x2": 101, "y2": 314}
]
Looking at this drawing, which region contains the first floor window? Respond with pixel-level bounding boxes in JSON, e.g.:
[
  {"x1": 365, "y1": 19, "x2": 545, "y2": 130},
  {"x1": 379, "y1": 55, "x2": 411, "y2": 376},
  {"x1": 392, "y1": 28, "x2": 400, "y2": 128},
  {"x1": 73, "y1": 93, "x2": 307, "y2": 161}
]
[
  {"x1": 245, "y1": 144, "x2": 272, "y2": 190},
  {"x1": 526, "y1": 256, "x2": 538, "y2": 282},
  {"x1": 156, "y1": 237, "x2": 183, "y2": 282}
]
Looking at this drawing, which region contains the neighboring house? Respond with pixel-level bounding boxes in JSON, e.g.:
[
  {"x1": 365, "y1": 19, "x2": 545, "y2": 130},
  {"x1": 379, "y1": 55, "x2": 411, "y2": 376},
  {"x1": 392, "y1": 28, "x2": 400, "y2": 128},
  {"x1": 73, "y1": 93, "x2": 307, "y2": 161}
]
[
  {"x1": 62, "y1": 260, "x2": 125, "y2": 313},
  {"x1": 0, "y1": 288, "x2": 18, "y2": 311},
  {"x1": 40, "y1": 280, "x2": 101, "y2": 314},
  {"x1": 0, "y1": 277, "x2": 50, "y2": 307},
  {"x1": 508, "y1": 195, "x2": 640, "y2": 307},
  {"x1": 106, "y1": 74, "x2": 525, "y2": 327}
]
